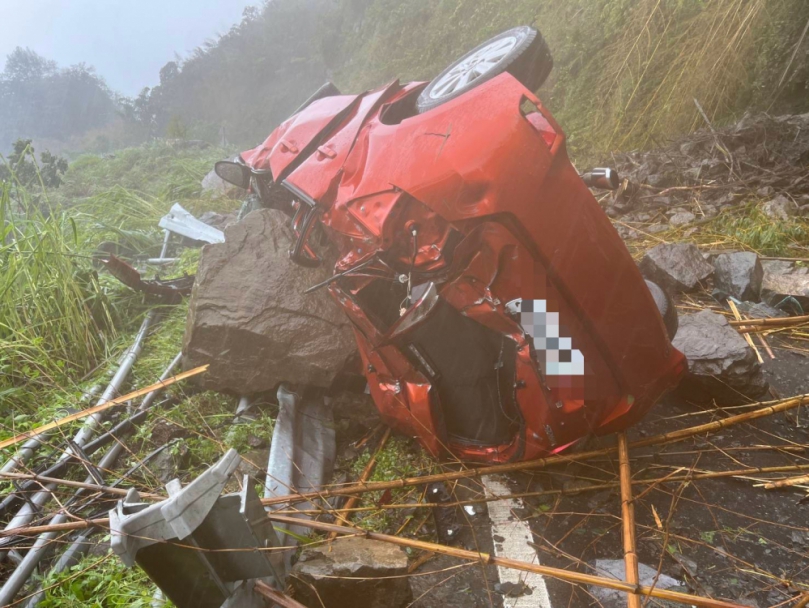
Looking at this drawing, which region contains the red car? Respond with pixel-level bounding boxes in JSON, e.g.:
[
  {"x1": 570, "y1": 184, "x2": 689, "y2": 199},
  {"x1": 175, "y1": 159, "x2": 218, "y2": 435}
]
[{"x1": 216, "y1": 26, "x2": 685, "y2": 463}]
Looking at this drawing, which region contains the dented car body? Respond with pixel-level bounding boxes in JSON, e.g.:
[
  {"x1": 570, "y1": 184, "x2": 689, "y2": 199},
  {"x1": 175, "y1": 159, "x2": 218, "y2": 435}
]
[{"x1": 224, "y1": 33, "x2": 686, "y2": 464}]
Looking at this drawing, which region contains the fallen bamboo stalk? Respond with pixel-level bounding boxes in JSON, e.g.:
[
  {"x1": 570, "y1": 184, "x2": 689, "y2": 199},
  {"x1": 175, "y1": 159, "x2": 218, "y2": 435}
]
[
  {"x1": 9, "y1": 462, "x2": 809, "y2": 539},
  {"x1": 272, "y1": 462, "x2": 809, "y2": 515},
  {"x1": 728, "y1": 300, "x2": 763, "y2": 363},
  {"x1": 0, "y1": 365, "x2": 209, "y2": 450},
  {"x1": 0, "y1": 518, "x2": 107, "y2": 538},
  {"x1": 761, "y1": 473, "x2": 809, "y2": 490},
  {"x1": 728, "y1": 314, "x2": 809, "y2": 328},
  {"x1": 328, "y1": 427, "x2": 390, "y2": 538},
  {"x1": 268, "y1": 514, "x2": 745, "y2": 608},
  {"x1": 0, "y1": 472, "x2": 164, "y2": 500},
  {"x1": 618, "y1": 433, "x2": 641, "y2": 608},
  {"x1": 260, "y1": 394, "x2": 809, "y2": 507}
]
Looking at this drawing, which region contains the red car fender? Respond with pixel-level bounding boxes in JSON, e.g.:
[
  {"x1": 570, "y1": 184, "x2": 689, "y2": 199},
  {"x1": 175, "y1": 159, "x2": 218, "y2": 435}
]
[{"x1": 241, "y1": 93, "x2": 360, "y2": 180}]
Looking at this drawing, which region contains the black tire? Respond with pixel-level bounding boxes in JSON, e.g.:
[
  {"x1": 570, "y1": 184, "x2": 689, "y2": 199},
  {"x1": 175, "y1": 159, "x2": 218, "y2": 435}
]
[
  {"x1": 645, "y1": 280, "x2": 679, "y2": 340},
  {"x1": 416, "y1": 26, "x2": 553, "y2": 114}
]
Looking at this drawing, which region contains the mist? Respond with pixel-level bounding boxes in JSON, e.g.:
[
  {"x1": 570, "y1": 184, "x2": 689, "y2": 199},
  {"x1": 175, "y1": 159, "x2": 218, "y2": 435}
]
[{"x1": 0, "y1": 0, "x2": 257, "y2": 96}]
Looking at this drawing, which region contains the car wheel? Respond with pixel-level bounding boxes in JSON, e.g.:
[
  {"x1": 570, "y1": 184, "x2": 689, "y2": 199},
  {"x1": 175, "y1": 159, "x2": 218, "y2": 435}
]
[
  {"x1": 416, "y1": 25, "x2": 553, "y2": 114},
  {"x1": 645, "y1": 280, "x2": 679, "y2": 340}
]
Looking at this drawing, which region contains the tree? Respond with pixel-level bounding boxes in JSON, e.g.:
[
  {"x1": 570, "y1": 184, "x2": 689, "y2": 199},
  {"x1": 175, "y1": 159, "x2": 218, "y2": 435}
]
[{"x1": 0, "y1": 139, "x2": 68, "y2": 188}]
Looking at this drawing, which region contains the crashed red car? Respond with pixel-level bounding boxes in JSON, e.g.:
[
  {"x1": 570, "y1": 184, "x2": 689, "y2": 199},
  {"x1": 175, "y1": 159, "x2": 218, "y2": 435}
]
[{"x1": 215, "y1": 26, "x2": 686, "y2": 463}]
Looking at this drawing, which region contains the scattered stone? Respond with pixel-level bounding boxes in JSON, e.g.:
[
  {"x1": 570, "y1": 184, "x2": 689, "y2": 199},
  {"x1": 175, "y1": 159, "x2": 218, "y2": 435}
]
[
  {"x1": 290, "y1": 537, "x2": 412, "y2": 608},
  {"x1": 712, "y1": 252, "x2": 763, "y2": 301},
  {"x1": 732, "y1": 300, "x2": 788, "y2": 319},
  {"x1": 669, "y1": 211, "x2": 696, "y2": 226},
  {"x1": 236, "y1": 448, "x2": 269, "y2": 478},
  {"x1": 589, "y1": 559, "x2": 681, "y2": 608},
  {"x1": 762, "y1": 194, "x2": 798, "y2": 220},
  {"x1": 640, "y1": 243, "x2": 714, "y2": 292},
  {"x1": 495, "y1": 581, "x2": 533, "y2": 597},
  {"x1": 198, "y1": 210, "x2": 237, "y2": 230},
  {"x1": 672, "y1": 310, "x2": 768, "y2": 405},
  {"x1": 183, "y1": 209, "x2": 357, "y2": 394},
  {"x1": 762, "y1": 260, "x2": 809, "y2": 305},
  {"x1": 151, "y1": 443, "x2": 189, "y2": 483}
]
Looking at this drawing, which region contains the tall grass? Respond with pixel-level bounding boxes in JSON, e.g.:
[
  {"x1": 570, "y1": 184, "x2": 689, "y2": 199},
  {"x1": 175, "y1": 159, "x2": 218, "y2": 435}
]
[
  {"x1": 325, "y1": 0, "x2": 809, "y2": 157},
  {"x1": 0, "y1": 175, "x2": 117, "y2": 407}
]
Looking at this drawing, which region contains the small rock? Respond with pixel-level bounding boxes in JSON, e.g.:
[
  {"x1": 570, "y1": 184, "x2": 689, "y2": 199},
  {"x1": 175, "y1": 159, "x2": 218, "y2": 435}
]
[
  {"x1": 762, "y1": 260, "x2": 809, "y2": 303},
  {"x1": 762, "y1": 194, "x2": 798, "y2": 220},
  {"x1": 290, "y1": 537, "x2": 412, "y2": 608},
  {"x1": 640, "y1": 243, "x2": 714, "y2": 292},
  {"x1": 495, "y1": 581, "x2": 533, "y2": 597},
  {"x1": 672, "y1": 310, "x2": 768, "y2": 405},
  {"x1": 198, "y1": 210, "x2": 237, "y2": 230},
  {"x1": 589, "y1": 559, "x2": 681, "y2": 608},
  {"x1": 669, "y1": 211, "x2": 696, "y2": 226},
  {"x1": 673, "y1": 553, "x2": 698, "y2": 576},
  {"x1": 712, "y1": 252, "x2": 763, "y2": 301},
  {"x1": 150, "y1": 443, "x2": 189, "y2": 483}
]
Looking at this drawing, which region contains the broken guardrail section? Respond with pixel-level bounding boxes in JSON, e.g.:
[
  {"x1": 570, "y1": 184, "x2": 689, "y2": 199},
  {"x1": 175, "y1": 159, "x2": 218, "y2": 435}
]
[{"x1": 110, "y1": 449, "x2": 281, "y2": 608}]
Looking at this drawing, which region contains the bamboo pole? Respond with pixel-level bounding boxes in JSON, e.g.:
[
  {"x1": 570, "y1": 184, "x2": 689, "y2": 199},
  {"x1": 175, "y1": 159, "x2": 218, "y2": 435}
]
[
  {"x1": 328, "y1": 427, "x2": 391, "y2": 539},
  {"x1": 728, "y1": 314, "x2": 809, "y2": 328},
  {"x1": 268, "y1": 514, "x2": 745, "y2": 608},
  {"x1": 618, "y1": 433, "x2": 641, "y2": 608},
  {"x1": 761, "y1": 473, "x2": 809, "y2": 490},
  {"x1": 0, "y1": 472, "x2": 164, "y2": 500},
  {"x1": 260, "y1": 394, "x2": 809, "y2": 507},
  {"x1": 728, "y1": 300, "x2": 763, "y2": 364},
  {"x1": 0, "y1": 365, "x2": 209, "y2": 450},
  {"x1": 8, "y1": 463, "x2": 809, "y2": 540}
]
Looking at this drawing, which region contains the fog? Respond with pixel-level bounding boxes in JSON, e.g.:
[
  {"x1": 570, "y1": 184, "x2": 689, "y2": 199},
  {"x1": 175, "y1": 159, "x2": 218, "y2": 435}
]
[{"x1": 0, "y1": 0, "x2": 257, "y2": 95}]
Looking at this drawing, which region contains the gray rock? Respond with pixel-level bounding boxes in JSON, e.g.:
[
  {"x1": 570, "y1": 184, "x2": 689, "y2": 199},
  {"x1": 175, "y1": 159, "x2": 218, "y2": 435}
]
[
  {"x1": 291, "y1": 537, "x2": 412, "y2": 608},
  {"x1": 640, "y1": 244, "x2": 714, "y2": 292},
  {"x1": 672, "y1": 310, "x2": 768, "y2": 405},
  {"x1": 589, "y1": 559, "x2": 681, "y2": 608},
  {"x1": 712, "y1": 252, "x2": 763, "y2": 301},
  {"x1": 762, "y1": 194, "x2": 798, "y2": 220},
  {"x1": 669, "y1": 211, "x2": 696, "y2": 226},
  {"x1": 183, "y1": 208, "x2": 357, "y2": 394},
  {"x1": 762, "y1": 260, "x2": 809, "y2": 299},
  {"x1": 198, "y1": 210, "x2": 237, "y2": 230}
]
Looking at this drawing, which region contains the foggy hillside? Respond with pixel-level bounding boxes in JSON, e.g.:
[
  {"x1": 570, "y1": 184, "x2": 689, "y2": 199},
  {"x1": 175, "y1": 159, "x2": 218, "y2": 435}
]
[{"x1": 3, "y1": 0, "x2": 809, "y2": 159}]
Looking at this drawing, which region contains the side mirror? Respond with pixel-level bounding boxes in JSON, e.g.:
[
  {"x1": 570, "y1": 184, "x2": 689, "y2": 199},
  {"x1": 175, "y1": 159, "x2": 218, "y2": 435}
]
[
  {"x1": 214, "y1": 160, "x2": 251, "y2": 190},
  {"x1": 581, "y1": 167, "x2": 620, "y2": 190}
]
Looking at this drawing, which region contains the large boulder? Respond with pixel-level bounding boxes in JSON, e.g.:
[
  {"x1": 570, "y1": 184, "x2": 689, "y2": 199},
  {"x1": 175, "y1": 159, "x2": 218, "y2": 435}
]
[
  {"x1": 712, "y1": 252, "x2": 763, "y2": 301},
  {"x1": 640, "y1": 244, "x2": 713, "y2": 293},
  {"x1": 672, "y1": 310, "x2": 768, "y2": 405},
  {"x1": 183, "y1": 209, "x2": 356, "y2": 394},
  {"x1": 290, "y1": 537, "x2": 412, "y2": 608}
]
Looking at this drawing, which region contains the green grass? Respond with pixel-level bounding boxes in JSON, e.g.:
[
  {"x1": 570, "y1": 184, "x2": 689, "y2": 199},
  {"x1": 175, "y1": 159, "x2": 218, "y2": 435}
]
[{"x1": 37, "y1": 553, "x2": 163, "y2": 608}]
